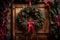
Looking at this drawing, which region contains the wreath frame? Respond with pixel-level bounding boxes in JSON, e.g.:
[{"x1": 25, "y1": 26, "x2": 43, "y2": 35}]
[{"x1": 16, "y1": 6, "x2": 45, "y2": 31}]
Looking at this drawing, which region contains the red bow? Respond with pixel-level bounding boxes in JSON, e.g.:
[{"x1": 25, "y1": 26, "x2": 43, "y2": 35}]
[{"x1": 28, "y1": 22, "x2": 35, "y2": 32}]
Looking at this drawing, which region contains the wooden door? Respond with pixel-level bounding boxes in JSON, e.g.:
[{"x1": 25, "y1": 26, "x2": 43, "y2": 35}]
[{"x1": 12, "y1": 4, "x2": 49, "y2": 40}]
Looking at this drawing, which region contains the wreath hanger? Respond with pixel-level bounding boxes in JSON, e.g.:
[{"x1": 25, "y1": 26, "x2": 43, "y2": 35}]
[{"x1": 28, "y1": 0, "x2": 32, "y2": 6}]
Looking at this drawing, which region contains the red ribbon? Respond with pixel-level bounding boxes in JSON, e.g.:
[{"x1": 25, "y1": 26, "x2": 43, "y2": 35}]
[
  {"x1": 29, "y1": 1, "x2": 32, "y2": 6},
  {"x1": 28, "y1": 22, "x2": 35, "y2": 32}
]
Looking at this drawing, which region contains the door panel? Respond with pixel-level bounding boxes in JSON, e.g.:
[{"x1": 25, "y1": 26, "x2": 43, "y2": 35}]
[{"x1": 12, "y1": 4, "x2": 49, "y2": 40}]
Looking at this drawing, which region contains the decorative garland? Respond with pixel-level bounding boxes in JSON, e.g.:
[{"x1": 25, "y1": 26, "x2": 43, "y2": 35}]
[
  {"x1": 50, "y1": 8, "x2": 58, "y2": 29},
  {"x1": 0, "y1": 10, "x2": 8, "y2": 40},
  {"x1": 46, "y1": 2, "x2": 59, "y2": 29},
  {"x1": 16, "y1": 6, "x2": 45, "y2": 32}
]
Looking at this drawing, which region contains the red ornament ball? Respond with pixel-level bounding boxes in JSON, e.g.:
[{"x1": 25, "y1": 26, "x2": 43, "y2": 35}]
[
  {"x1": 54, "y1": 15, "x2": 58, "y2": 19},
  {"x1": 45, "y1": 2, "x2": 50, "y2": 9},
  {"x1": 57, "y1": 21, "x2": 60, "y2": 28}
]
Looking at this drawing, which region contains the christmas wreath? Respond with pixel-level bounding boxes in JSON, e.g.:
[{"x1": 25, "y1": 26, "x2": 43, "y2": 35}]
[{"x1": 16, "y1": 6, "x2": 45, "y2": 32}]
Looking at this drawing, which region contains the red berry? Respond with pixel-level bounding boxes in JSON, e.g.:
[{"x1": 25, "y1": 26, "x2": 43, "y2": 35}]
[{"x1": 54, "y1": 15, "x2": 58, "y2": 19}]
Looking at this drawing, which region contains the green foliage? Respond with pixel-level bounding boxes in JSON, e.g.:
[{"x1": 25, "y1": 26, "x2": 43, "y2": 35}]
[{"x1": 50, "y1": 8, "x2": 58, "y2": 29}]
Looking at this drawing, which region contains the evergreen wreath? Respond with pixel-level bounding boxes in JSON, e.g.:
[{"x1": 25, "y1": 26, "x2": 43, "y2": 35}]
[{"x1": 16, "y1": 6, "x2": 45, "y2": 31}]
